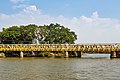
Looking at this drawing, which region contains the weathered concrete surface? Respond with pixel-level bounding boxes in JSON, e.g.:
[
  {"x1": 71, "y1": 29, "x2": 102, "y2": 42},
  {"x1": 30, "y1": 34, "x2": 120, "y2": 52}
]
[
  {"x1": 20, "y1": 51, "x2": 24, "y2": 58},
  {"x1": 0, "y1": 52, "x2": 5, "y2": 58}
]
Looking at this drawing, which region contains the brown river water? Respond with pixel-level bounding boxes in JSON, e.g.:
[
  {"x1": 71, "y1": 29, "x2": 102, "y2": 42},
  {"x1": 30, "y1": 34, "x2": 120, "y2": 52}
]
[{"x1": 0, "y1": 57, "x2": 120, "y2": 80}]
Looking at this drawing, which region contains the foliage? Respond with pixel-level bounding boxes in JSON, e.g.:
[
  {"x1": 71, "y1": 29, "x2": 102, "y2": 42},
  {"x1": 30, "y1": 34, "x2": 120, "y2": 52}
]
[{"x1": 0, "y1": 23, "x2": 77, "y2": 44}]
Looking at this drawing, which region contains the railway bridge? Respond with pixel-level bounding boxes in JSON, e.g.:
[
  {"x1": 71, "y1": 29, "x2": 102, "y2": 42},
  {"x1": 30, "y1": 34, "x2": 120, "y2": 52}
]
[{"x1": 0, "y1": 44, "x2": 120, "y2": 58}]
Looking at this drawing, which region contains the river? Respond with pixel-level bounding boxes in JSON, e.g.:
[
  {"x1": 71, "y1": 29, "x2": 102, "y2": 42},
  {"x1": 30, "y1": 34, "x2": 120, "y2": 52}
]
[{"x1": 0, "y1": 57, "x2": 120, "y2": 80}]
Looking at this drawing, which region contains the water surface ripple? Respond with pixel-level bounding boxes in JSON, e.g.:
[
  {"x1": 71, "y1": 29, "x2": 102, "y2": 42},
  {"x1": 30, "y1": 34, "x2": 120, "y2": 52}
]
[{"x1": 0, "y1": 58, "x2": 120, "y2": 80}]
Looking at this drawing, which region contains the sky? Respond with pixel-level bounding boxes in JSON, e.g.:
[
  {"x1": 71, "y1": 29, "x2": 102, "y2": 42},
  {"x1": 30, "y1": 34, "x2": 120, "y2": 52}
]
[{"x1": 0, "y1": 0, "x2": 120, "y2": 43}]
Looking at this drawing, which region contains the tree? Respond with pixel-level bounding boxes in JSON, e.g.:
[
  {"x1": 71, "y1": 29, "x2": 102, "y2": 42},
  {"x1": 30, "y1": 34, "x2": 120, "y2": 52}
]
[
  {"x1": 0, "y1": 23, "x2": 77, "y2": 44},
  {"x1": 45, "y1": 23, "x2": 77, "y2": 44},
  {"x1": 0, "y1": 26, "x2": 21, "y2": 44}
]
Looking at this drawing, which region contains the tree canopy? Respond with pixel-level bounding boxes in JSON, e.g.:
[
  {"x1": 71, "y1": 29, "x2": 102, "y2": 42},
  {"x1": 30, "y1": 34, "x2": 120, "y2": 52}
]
[{"x1": 0, "y1": 23, "x2": 77, "y2": 44}]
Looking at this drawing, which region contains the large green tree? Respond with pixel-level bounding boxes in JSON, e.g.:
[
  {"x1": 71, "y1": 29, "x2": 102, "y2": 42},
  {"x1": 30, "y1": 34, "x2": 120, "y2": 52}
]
[
  {"x1": 0, "y1": 23, "x2": 77, "y2": 44},
  {"x1": 44, "y1": 23, "x2": 77, "y2": 44}
]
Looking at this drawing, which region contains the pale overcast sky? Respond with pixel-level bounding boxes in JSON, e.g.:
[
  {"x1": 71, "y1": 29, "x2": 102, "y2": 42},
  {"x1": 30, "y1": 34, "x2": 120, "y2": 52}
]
[{"x1": 0, "y1": 0, "x2": 120, "y2": 43}]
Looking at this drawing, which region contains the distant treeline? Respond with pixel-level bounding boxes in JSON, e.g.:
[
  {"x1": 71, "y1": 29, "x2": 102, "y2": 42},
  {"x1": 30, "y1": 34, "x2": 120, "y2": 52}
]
[{"x1": 0, "y1": 23, "x2": 77, "y2": 44}]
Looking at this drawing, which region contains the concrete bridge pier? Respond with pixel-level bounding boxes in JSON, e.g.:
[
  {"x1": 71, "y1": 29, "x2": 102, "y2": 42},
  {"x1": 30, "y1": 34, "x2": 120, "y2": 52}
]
[
  {"x1": 74, "y1": 52, "x2": 78, "y2": 57},
  {"x1": 76, "y1": 51, "x2": 82, "y2": 58},
  {"x1": 116, "y1": 51, "x2": 120, "y2": 58},
  {"x1": 111, "y1": 52, "x2": 116, "y2": 58},
  {"x1": 114, "y1": 51, "x2": 120, "y2": 58},
  {"x1": 64, "y1": 51, "x2": 69, "y2": 58},
  {"x1": 20, "y1": 51, "x2": 24, "y2": 58},
  {"x1": 32, "y1": 51, "x2": 35, "y2": 56}
]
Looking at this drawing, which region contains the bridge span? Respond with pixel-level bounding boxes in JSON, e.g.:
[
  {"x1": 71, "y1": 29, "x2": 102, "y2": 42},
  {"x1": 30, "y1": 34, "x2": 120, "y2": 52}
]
[{"x1": 0, "y1": 44, "x2": 120, "y2": 58}]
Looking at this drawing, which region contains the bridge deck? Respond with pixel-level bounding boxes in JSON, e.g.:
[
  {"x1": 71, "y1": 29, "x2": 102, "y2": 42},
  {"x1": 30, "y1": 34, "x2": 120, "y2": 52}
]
[{"x1": 0, "y1": 44, "x2": 120, "y2": 53}]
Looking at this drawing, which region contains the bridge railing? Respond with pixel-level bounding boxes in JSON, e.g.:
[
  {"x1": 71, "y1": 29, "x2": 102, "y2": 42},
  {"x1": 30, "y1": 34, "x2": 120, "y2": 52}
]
[{"x1": 0, "y1": 44, "x2": 120, "y2": 52}]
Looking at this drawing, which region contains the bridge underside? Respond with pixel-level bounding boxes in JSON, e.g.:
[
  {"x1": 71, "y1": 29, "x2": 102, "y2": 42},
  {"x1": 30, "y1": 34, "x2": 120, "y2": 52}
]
[{"x1": 1, "y1": 51, "x2": 120, "y2": 58}]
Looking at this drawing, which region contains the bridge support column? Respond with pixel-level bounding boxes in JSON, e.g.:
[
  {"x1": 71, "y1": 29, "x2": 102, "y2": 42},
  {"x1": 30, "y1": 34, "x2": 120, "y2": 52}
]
[
  {"x1": 111, "y1": 52, "x2": 116, "y2": 58},
  {"x1": 117, "y1": 51, "x2": 120, "y2": 58},
  {"x1": 76, "y1": 51, "x2": 82, "y2": 58},
  {"x1": 32, "y1": 51, "x2": 35, "y2": 56},
  {"x1": 74, "y1": 52, "x2": 78, "y2": 57},
  {"x1": 20, "y1": 51, "x2": 24, "y2": 58},
  {"x1": 64, "y1": 51, "x2": 69, "y2": 58},
  {"x1": 0, "y1": 52, "x2": 6, "y2": 58}
]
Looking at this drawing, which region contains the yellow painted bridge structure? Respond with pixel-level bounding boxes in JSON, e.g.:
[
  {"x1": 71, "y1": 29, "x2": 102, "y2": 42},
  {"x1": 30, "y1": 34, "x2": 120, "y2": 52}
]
[{"x1": 0, "y1": 44, "x2": 120, "y2": 58}]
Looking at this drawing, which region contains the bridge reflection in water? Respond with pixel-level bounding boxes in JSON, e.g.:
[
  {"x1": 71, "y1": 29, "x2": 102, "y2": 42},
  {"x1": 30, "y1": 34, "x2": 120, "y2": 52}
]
[{"x1": 0, "y1": 44, "x2": 120, "y2": 58}]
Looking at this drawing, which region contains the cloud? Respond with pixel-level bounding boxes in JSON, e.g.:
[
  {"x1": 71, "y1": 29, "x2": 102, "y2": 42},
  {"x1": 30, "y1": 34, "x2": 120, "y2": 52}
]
[
  {"x1": 12, "y1": 4, "x2": 27, "y2": 9},
  {"x1": 10, "y1": 0, "x2": 29, "y2": 9},
  {"x1": 23, "y1": 5, "x2": 38, "y2": 12},
  {"x1": 10, "y1": 0, "x2": 27, "y2": 3},
  {"x1": 0, "y1": 5, "x2": 120, "y2": 43}
]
